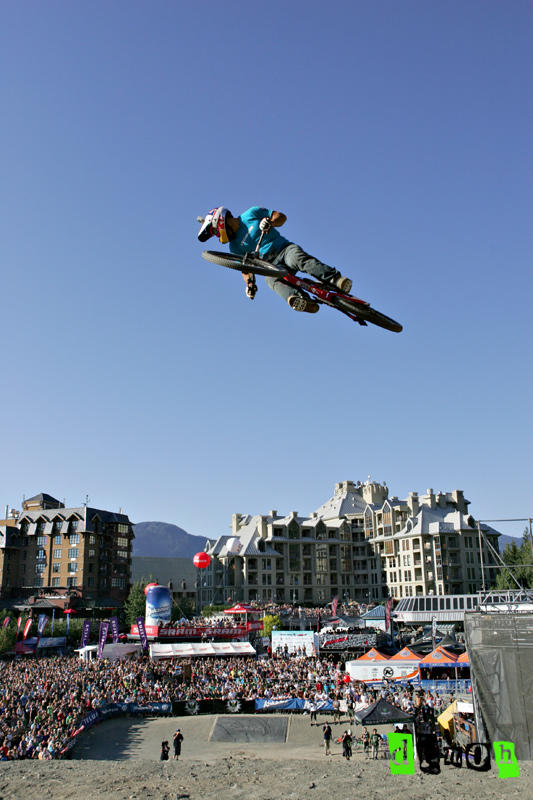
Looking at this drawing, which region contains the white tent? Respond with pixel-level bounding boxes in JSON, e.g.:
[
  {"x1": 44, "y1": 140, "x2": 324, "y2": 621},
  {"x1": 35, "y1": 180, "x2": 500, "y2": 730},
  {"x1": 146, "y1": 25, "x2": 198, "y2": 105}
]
[
  {"x1": 75, "y1": 643, "x2": 143, "y2": 662},
  {"x1": 150, "y1": 641, "x2": 256, "y2": 660}
]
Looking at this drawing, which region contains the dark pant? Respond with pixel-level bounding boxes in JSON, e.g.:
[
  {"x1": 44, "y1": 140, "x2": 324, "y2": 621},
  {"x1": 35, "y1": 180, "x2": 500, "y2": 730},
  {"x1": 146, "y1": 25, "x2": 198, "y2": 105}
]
[{"x1": 265, "y1": 243, "x2": 338, "y2": 302}]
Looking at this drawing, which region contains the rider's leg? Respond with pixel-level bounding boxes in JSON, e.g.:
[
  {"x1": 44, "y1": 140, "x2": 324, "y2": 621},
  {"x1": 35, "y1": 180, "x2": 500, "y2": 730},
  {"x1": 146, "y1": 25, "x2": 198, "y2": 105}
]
[
  {"x1": 265, "y1": 276, "x2": 319, "y2": 313},
  {"x1": 274, "y1": 244, "x2": 352, "y2": 292}
]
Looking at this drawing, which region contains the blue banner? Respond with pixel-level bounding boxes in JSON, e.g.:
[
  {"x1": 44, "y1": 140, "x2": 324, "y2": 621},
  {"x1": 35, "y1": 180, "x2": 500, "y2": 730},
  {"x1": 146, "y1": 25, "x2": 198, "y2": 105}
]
[
  {"x1": 81, "y1": 619, "x2": 92, "y2": 647},
  {"x1": 255, "y1": 698, "x2": 333, "y2": 711},
  {"x1": 97, "y1": 621, "x2": 109, "y2": 659},
  {"x1": 136, "y1": 617, "x2": 149, "y2": 651}
]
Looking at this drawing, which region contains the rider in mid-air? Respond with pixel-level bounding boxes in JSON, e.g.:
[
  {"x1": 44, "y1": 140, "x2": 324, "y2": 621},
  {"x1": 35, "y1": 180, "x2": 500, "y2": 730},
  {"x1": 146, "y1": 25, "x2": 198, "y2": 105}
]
[{"x1": 197, "y1": 206, "x2": 353, "y2": 313}]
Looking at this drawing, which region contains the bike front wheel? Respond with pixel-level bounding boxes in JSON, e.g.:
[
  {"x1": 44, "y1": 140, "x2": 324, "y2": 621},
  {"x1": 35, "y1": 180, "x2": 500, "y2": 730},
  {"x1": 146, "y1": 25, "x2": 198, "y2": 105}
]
[
  {"x1": 202, "y1": 250, "x2": 288, "y2": 279},
  {"x1": 334, "y1": 295, "x2": 403, "y2": 332}
]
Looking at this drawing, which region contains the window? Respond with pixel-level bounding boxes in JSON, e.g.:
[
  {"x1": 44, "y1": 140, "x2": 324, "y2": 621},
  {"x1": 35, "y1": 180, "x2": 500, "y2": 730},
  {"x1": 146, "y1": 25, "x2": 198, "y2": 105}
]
[
  {"x1": 111, "y1": 576, "x2": 126, "y2": 588},
  {"x1": 54, "y1": 534, "x2": 62, "y2": 544},
  {"x1": 68, "y1": 548, "x2": 79, "y2": 559},
  {"x1": 37, "y1": 549, "x2": 46, "y2": 559},
  {"x1": 117, "y1": 549, "x2": 128, "y2": 560},
  {"x1": 68, "y1": 562, "x2": 78, "y2": 573},
  {"x1": 262, "y1": 574, "x2": 272, "y2": 585},
  {"x1": 87, "y1": 576, "x2": 95, "y2": 587},
  {"x1": 67, "y1": 577, "x2": 77, "y2": 587},
  {"x1": 36, "y1": 535, "x2": 46, "y2": 546},
  {"x1": 89, "y1": 535, "x2": 96, "y2": 545},
  {"x1": 35, "y1": 563, "x2": 45, "y2": 574},
  {"x1": 262, "y1": 558, "x2": 271, "y2": 570},
  {"x1": 89, "y1": 549, "x2": 96, "y2": 558},
  {"x1": 117, "y1": 537, "x2": 128, "y2": 548},
  {"x1": 52, "y1": 578, "x2": 60, "y2": 587},
  {"x1": 69, "y1": 533, "x2": 79, "y2": 544},
  {"x1": 70, "y1": 520, "x2": 79, "y2": 531},
  {"x1": 117, "y1": 524, "x2": 129, "y2": 534},
  {"x1": 52, "y1": 563, "x2": 60, "y2": 573}
]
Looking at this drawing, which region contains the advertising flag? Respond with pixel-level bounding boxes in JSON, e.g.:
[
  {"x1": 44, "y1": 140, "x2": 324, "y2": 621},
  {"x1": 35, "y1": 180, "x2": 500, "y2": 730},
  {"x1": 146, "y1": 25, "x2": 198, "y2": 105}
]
[
  {"x1": 136, "y1": 617, "x2": 149, "y2": 651},
  {"x1": 2, "y1": 617, "x2": 10, "y2": 629},
  {"x1": 22, "y1": 619, "x2": 32, "y2": 640},
  {"x1": 37, "y1": 614, "x2": 49, "y2": 636},
  {"x1": 81, "y1": 619, "x2": 92, "y2": 647},
  {"x1": 385, "y1": 597, "x2": 392, "y2": 634},
  {"x1": 109, "y1": 616, "x2": 119, "y2": 643},
  {"x1": 331, "y1": 596, "x2": 338, "y2": 617},
  {"x1": 97, "y1": 621, "x2": 109, "y2": 658}
]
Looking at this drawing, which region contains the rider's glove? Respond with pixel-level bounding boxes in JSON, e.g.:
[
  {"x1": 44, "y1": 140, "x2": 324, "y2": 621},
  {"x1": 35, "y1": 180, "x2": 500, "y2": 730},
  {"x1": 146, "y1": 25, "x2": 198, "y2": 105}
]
[{"x1": 259, "y1": 217, "x2": 272, "y2": 233}]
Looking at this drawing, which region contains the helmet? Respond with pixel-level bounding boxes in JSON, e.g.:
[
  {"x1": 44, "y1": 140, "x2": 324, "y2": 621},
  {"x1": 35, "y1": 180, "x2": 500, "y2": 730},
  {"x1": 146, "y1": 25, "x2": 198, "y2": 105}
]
[{"x1": 197, "y1": 206, "x2": 231, "y2": 244}]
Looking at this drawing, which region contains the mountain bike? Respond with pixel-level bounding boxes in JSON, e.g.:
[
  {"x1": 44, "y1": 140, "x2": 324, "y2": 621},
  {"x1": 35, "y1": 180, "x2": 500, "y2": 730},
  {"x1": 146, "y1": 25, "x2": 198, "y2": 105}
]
[{"x1": 201, "y1": 248, "x2": 403, "y2": 332}]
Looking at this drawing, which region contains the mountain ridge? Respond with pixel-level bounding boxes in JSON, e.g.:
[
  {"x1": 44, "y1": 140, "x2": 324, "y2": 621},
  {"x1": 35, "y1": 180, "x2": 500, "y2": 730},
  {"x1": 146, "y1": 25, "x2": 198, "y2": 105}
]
[{"x1": 132, "y1": 521, "x2": 207, "y2": 558}]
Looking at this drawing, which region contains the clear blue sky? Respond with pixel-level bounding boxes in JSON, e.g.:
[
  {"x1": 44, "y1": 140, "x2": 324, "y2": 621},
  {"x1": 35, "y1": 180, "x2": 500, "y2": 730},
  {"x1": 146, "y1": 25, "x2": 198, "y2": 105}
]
[{"x1": 2, "y1": 1, "x2": 531, "y2": 540}]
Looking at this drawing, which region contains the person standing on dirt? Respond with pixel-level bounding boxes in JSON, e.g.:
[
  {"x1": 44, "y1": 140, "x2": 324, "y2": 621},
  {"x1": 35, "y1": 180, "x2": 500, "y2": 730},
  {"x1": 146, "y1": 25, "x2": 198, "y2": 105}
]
[
  {"x1": 198, "y1": 206, "x2": 352, "y2": 313},
  {"x1": 322, "y1": 722, "x2": 333, "y2": 755},
  {"x1": 173, "y1": 728, "x2": 184, "y2": 760}
]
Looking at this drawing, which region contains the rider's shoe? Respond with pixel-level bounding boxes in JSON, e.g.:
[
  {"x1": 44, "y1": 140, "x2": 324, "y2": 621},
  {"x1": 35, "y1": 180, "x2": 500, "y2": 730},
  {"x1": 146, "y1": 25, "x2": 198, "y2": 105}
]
[
  {"x1": 333, "y1": 274, "x2": 352, "y2": 294},
  {"x1": 288, "y1": 294, "x2": 319, "y2": 313}
]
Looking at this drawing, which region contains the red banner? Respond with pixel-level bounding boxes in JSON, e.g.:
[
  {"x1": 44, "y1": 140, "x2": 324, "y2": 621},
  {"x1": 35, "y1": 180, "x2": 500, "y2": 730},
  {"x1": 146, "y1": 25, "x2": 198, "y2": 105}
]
[
  {"x1": 130, "y1": 621, "x2": 263, "y2": 639},
  {"x1": 22, "y1": 619, "x2": 32, "y2": 640}
]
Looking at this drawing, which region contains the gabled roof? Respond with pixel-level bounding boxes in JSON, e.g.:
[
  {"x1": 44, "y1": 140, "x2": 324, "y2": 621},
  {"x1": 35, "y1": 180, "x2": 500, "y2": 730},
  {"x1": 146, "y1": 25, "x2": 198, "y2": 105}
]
[
  {"x1": 419, "y1": 646, "x2": 458, "y2": 666},
  {"x1": 355, "y1": 698, "x2": 414, "y2": 724},
  {"x1": 361, "y1": 605, "x2": 386, "y2": 619}
]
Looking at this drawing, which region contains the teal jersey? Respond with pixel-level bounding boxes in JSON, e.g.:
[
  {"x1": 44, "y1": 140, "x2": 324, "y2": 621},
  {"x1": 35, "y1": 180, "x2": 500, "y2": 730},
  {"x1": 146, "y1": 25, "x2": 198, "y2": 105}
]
[{"x1": 229, "y1": 206, "x2": 290, "y2": 259}]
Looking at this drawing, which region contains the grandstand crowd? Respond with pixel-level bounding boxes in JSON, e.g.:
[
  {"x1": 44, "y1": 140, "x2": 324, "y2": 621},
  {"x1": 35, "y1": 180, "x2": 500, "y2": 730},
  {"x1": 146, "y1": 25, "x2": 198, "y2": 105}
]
[{"x1": 0, "y1": 650, "x2": 449, "y2": 761}]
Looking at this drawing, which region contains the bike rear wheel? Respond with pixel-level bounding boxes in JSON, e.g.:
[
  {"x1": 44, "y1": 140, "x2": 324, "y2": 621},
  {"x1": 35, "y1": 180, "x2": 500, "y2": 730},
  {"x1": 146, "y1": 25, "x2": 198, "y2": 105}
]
[
  {"x1": 334, "y1": 295, "x2": 403, "y2": 332},
  {"x1": 202, "y1": 250, "x2": 288, "y2": 279}
]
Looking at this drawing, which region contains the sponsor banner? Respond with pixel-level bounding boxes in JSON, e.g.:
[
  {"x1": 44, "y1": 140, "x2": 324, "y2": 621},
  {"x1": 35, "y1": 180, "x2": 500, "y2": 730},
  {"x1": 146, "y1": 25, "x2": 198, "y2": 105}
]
[
  {"x1": 130, "y1": 622, "x2": 262, "y2": 639},
  {"x1": 255, "y1": 698, "x2": 334, "y2": 712},
  {"x1": 172, "y1": 699, "x2": 256, "y2": 716},
  {"x1": 331, "y1": 596, "x2": 338, "y2": 617},
  {"x1": 81, "y1": 619, "x2": 92, "y2": 647},
  {"x1": 136, "y1": 617, "x2": 149, "y2": 651},
  {"x1": 16, "y1": 617, "x2": 22, "y2": 636},
  {"x1": 272, "y1": 630, "x2": 318, "y2": 655},
  {"x1": 2, "y1": 616, "x2": 10, "y2": 629},
  {"x1": 98, "y1": 621, "x2": 110, "y2": 658},
  {"x1": 109, "y1": 616, "x2": 119, "y2": 643},
  {"x1": 320, "y1": 632, "x2": 378, "y2": 650},
  {"x1": 22, "y1": 619, "x2": 33, "y2": 640},
  {"x1": 37, "y1": 614, "x2": 49, "y2": 636}
]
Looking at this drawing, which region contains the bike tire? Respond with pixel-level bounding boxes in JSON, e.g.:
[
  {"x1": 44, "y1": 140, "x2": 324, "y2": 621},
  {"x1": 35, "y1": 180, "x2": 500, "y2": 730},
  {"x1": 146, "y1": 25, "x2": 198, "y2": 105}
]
[
  {"x1": 334, "y1": 295, "x2": 403, "y2": 333},
  {"x1": 202, "y1": 250, "x2": 288, "y2": 279}
]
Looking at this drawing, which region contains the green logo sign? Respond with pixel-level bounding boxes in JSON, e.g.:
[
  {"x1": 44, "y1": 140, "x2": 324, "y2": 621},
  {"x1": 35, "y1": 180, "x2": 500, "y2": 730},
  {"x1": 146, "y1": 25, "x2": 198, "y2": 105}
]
[
  {"x1": 388, "y1": 732, "x2": 415, "y2": 774},
  {"x1": 493, "y1": 741, "x2": 520, "y2": 779}
]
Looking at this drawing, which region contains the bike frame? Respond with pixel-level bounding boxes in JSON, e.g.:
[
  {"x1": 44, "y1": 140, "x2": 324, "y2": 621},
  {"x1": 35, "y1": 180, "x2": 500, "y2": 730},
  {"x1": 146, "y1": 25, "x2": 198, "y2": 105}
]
[{"x1": 277, "y1": 272, "x2": 370, "y2": 326}]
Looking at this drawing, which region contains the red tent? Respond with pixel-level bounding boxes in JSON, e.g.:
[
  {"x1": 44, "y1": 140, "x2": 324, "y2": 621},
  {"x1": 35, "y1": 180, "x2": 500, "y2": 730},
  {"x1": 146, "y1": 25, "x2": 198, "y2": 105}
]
[
  {"x1": 355, "y1": 647, "x2": 388, "y2": 661},
  {"x1": 389, "y1": 646, "x2": 422, "y2": 661},
  {"x1": 223, "y1": 603, "x2": 258, "y2": 615}
]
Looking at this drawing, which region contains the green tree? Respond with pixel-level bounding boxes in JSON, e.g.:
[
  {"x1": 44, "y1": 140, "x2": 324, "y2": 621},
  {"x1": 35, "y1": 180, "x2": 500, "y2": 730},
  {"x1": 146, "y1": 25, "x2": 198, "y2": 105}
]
[
  {"x1": 0, "y1": 612, "x2": 16, "y2": 654},
  {"x1": 124, "y1": 579, "x2": 148, "y2": 625},
  {"x1": 262, "y1": 613, "x2": 281, "y2": 639},
  {"x1": 496, "y1": 529, "x2": 533, "y2": 589}
]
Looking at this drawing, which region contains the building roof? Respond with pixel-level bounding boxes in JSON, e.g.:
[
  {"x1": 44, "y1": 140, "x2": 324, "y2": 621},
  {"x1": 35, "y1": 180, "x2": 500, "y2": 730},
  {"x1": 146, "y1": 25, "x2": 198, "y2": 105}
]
[
  {"x1": 18, "y1": 505, "x2": 133, "y2": 529},
  {"x1": 313, "y1": 482, "x2": 367, "y2": 520}
]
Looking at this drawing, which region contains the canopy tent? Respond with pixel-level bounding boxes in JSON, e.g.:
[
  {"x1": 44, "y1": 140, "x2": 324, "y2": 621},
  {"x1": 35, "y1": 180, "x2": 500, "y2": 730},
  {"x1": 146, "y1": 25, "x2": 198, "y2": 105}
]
[
  {"x1": 223, "y1": 603, "x2": 258, "y2": 615},
  {"x1": 355, "y1": 698, "x2": 415, "y2": 725},
  {"x1": 150, "y1": 641, "x2": 256, "y2": 660},
  {"x1": 75, "y1": 643, "x2": 143, "y2": 662},
  {"x1": 419, "y1": 646, "x2": 459, "y2": 668},
  {"x1": 389, "y1": 646, "x2": 422, "y2": 661},
  {"x1": 355, "y1": 647, "x2": 388, "y2": 661},
  {"x1": 457, "y1": 651, "x2": 470, "y2": 664}
]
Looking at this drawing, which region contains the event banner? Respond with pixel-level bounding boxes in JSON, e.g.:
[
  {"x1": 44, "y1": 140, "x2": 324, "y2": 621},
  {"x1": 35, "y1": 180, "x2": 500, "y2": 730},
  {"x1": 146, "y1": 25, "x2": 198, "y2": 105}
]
[
  {"x1": 130, "y1": 622, "x2": 263, "y2": 638},
  {"x1": 136, "y1": 617, "x2": 149, "y2": 651},
  {"x1": 109, "y1": 616, "x2": 119, "y2": 643},
  {"x1": 255, "y1": 698, "x2": 333, "y2": 712},
  {"x1": 2, "y1": 616, "x2": 9, "y2": 629},
  {"x1": 81, "y1": 619, "x2": 92, "y2": 647},
  {"x1": 22, "y1": 619, "x2": 32, "y2": 640},
  {"x1": 37, "y1": 614, "x2": 49, "y2": 636},
  {"x1": 319, "y1": 632, "x2": 378, "y2": 650},
  {"x1": 97, "y1": 621, "x2": 109, "y2": 658}
]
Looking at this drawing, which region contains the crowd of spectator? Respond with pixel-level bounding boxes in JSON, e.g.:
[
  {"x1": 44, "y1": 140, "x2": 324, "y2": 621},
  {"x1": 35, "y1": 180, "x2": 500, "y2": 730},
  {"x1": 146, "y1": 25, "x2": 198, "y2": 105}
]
[{"x1": 0, "y1": 650, "x2": 452, "y2": 761}]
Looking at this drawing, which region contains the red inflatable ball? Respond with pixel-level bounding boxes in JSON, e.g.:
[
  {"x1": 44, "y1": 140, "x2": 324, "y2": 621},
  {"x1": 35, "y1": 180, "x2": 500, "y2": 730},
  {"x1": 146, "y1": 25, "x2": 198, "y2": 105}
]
[
  {"x1": 144, "y1": 582, "x2": 159, "y2": 596},
  {"x1": 193, "y1": 552, "x2": 211, "y2": 569},
  {"x1": 343, "y1": 674, "x2": 351, "y2": 684}
]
